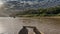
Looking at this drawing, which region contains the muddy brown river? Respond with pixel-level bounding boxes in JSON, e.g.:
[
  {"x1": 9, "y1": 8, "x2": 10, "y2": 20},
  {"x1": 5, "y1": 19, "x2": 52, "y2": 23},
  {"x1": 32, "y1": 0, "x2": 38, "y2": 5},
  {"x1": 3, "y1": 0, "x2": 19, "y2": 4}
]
[{"x1": 0, "y1": 17, "x2": 60, "y2": 34}]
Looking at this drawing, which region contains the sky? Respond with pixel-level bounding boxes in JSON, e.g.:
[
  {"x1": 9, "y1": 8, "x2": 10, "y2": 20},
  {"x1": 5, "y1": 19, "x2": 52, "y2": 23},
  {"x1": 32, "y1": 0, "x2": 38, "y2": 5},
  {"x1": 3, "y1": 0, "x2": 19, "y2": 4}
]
[
  {"x1": 0, "y1": 0, "x2": 49, "y2": 2},
  {"x1": 0, "y1": 0, "x2": 44, "y2": 1},
  {"x1": 0, "y1": 0, "x2": 42, "y2": 4},
  {"x1": 0, "y1": 0, "x2": 59, "y2": 4},
  {"x1": 0, "y1": 0, "x2": 4, "y2": 4}
]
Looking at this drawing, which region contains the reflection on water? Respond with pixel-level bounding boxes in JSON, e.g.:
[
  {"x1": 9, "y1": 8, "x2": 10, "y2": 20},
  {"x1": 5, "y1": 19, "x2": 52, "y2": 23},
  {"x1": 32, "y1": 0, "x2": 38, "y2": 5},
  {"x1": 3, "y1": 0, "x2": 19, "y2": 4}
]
[{"x1": 0, "y1": 17, "x2": 60, "y2": 34}]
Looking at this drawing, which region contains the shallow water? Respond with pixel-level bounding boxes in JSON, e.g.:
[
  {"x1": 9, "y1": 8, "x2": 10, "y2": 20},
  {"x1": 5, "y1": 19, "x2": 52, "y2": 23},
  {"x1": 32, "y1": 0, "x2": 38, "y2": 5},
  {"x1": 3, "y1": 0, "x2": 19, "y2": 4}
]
[{"x1": 0, "y1": 17, "x2": 60, "y2": 34}]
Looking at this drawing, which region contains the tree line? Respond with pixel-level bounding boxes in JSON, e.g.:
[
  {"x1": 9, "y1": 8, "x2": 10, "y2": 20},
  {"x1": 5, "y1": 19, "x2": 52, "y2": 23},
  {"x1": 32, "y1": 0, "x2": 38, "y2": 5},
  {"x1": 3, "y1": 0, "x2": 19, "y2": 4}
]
[{"x1": 15, "y1": 6, "x2": 60, "y2": 17}]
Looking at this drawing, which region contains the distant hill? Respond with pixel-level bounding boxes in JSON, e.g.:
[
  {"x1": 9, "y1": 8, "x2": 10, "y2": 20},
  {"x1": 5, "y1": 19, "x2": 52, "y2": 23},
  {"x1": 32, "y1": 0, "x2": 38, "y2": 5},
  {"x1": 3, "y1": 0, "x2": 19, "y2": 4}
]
[{"x1": 0, "y1": 0, "x2": 60, "y2": 17}]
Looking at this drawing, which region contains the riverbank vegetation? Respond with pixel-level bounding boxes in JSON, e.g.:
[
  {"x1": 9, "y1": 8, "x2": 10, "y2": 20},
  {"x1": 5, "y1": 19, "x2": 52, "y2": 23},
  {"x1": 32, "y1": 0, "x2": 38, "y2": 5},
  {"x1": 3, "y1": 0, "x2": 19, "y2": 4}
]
[{"x1": 15, "y1": 6, "x2": 60, "y2": 17}]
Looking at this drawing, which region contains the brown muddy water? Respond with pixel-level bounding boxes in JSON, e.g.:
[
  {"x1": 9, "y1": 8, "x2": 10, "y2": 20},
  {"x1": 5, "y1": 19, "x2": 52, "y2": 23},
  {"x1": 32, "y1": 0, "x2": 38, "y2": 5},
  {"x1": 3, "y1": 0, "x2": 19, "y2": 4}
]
[{"x1": 0, "y1": 17, "x2": 60, "y2": 34}]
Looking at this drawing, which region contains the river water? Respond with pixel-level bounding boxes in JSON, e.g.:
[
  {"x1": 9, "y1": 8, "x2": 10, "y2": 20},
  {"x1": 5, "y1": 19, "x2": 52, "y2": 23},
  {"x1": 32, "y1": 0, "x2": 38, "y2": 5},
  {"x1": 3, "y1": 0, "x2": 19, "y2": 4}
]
[{"x1": 0, "y1": 17, "x2": 60, "y2": 34}]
